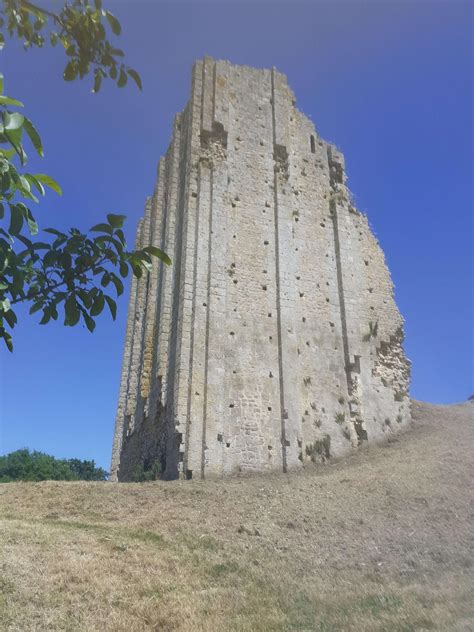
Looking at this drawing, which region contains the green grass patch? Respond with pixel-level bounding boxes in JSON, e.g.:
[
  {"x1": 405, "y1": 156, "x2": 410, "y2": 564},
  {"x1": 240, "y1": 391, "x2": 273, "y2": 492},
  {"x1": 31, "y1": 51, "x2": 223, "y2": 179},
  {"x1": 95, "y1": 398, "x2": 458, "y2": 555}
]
[{"x1": 209, "y1": 561, "x2": 240, "y2": 578}]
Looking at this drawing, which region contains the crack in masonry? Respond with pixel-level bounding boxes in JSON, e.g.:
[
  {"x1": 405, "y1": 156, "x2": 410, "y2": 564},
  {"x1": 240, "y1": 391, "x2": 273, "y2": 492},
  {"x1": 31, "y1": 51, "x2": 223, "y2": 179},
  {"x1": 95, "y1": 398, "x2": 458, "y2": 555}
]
[
  {"x1": 163, "y1": 118, "x2": 189, "y2": 479},
  {"x1": 328, "y1": 147, "x2": 367, "y2": 445},
  {"x1": 201, "y1": 166, "x2": 214, "y2": 479},
  {"x1": 271, "y1": 68, "x2": 288, "y2": 473},
  {"x1": 183, "y1": 163, "x2": 202, "y2": 479}
]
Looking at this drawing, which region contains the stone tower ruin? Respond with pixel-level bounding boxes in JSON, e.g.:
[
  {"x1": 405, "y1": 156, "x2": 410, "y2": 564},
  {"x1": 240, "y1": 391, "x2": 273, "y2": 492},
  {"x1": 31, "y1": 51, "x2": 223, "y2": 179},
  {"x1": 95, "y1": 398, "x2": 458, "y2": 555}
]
[{"x1": 110, "y1": 57, "x2": 411, "y2": 482}]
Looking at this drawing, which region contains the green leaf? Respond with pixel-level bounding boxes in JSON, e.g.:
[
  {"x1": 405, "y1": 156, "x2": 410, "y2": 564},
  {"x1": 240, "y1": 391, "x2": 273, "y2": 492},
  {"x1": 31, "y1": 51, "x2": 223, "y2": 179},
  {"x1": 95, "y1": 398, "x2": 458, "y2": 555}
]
[
  {"x1": 4, "y1": 307, "x2": 17, "y2": 328},
  {"x1": 21, "y1": 2, "x2": 43, "y2": 19},
  {"x1": 119, "y1": 260, "x2": 128, "y2": 277},
  {"x1": 3, "y1": 126, "x2": 26, "y2": 164},
  {"x1": 9, "y1": 205, "x2": 23, "y2": 235},
  {"x1": 3, "y1": 112, "x2": 24, "y2": 132},
  {"x1": 90, "y1": 293, "x2": 105, "y2": 316},
  {"x1": 44, "y1": 227, "x2": 66, "y2": 237},
  {"x1": 104, "y1": 295, "x2": 117, "y2": 320},
  {"x1": 0, "y1": 73, "x2": 3, "y2": 95},
  {"x1": 60, "y1": 252, "x2": 72, "y2": 269},
  {"x1": 39, "y1": 311, "x2": 51, "y2": 325},
  {"x1": 0, "y1": 96, "x2": 24, "y2": 107},
  {"x1": 118, "y1": 68, "x2": 127, "y2": 88},
  {"x1": 92, "y1": 71, "x2": 103, "y2": 94},
  {"x1": 115, "y1": 229, "x2": 126, "y2": 246},
  {"x1": 16, "y1": 235, "x2": 48, "y2": 251},
  {"x1": 109, "y1": 237, "x2": 123, "y2": 254},
  {"x1": 0, "y1": 148, "x2": 16, "y2": 159},
  {"x1": 127, "y1": 68, "x2": 142, "y2": 91},
  {"x1": 23, "y1": 118, "x2": 44, "y2": 157},
  {"x1": 33, "y1": 174, "x2": 62, "y2": 195},
  {"x1": 19, "y1": 175, "x2": 31, "y2": 194},
  {"x1": 84, "y1": 312, "x2": 96, "y2": 332},
  {"x1": 10, "y1": 267, "x2": 25, "y2": 295},
  {"x1": 25, "y1": 208, "x2": 38, "y2": 235},
  {"x1": 77, "y1": 289, "x2": 92, "y2": 309},
  {"x1": 2, "y1": 331, "x2": 13, "y2": 352},
  {"x1": 63, "y1": 61, "x2": 78, "y2": 82},
  {"x1": 91, "y1": 223, "x2": 112, "y2": 234},
  {"x1": 131, "y1": 262, "x2": 142, "y2": 278},
  {"x1": 64, "y1": 296, "x2": 80, "y2": 326},
  {"x1": 106, "y1": 213, "x2": 125, "y2": 228},
  {"x1": 1, "y1": 297, "x2": 11, "y2": 312},
  {"x1": 144, "y1": 246, "x2": 172, "y2": 266},
  {"x1": 29, "y1": 301, "x2": 44, "y2": 315},
  {"x1": 24, "y1": 174, "x2": 45, "y2": 197},
  {"x1": 105, "y1": 12, "x2": 121, "y2": 35},
  {"x1": 110, "y1": 275, "x2": 124, "y2": 296},
  {"x1": 43, "y1": 250, "x2": 57, "y2": 267}
]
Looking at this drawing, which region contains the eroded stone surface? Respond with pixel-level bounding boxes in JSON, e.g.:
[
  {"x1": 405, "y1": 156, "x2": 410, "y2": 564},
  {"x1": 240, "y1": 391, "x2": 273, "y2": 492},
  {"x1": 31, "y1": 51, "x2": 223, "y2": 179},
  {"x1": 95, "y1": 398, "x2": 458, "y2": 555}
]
[{"x1": 110, "y1": 57, "x2": 411, "y2": 482}]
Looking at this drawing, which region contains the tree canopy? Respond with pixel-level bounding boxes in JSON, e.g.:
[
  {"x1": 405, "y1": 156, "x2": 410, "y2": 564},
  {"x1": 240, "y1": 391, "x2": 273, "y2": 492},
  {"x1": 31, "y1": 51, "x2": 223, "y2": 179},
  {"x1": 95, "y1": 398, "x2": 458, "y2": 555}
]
[
  {"x1": 1, "y1": 0, "x2": 141, "y2": 92},
  {"x1": 0, "y1": 448, "x2": 108, "y2": 481},
  {"x1": 0, "y1": 1, "x2": 170, "y2": 351}
]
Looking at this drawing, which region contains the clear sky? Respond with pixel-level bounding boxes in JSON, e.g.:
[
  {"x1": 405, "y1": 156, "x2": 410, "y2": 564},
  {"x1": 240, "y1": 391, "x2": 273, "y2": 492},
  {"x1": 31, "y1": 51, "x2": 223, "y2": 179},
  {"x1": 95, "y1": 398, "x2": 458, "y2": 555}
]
[{"x1": 1, "y1": 0, "x2": 472, "y2": 471}]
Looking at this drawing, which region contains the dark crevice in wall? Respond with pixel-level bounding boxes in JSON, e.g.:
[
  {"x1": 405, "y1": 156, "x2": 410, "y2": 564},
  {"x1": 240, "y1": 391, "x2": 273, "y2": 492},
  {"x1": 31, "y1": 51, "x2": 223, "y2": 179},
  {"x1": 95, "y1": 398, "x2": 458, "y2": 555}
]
[
  {"x1": 328, "y1": 148, "x2": 356, "y2": 433},
  {"x1": 328, "y1": 173, "x2": 349, "y2": 370},
  {"x1": 148, "y1": 162, "x2": 171, "y2": 428},
  {"x1": 134, "y1": 201, "x2": 153, "y2": 426},
  {"x1": 201, "y1": 166, "x2": 214, "y2": 479},
  {"x1": 328, "y1": 147, "x2": 367, "y2": 446},
  {"x1": 184, "y1": 163, "x2": 203, "y2": 477},
  {"x1": 126, "y1": 217, "x2": 149, "y2": 431},
  {"x1": 163, "y1": 116, "x2": 188, "y2": 480},
  {"x1": 271, "y1": 68, "x2": 288, "y2": 473}
]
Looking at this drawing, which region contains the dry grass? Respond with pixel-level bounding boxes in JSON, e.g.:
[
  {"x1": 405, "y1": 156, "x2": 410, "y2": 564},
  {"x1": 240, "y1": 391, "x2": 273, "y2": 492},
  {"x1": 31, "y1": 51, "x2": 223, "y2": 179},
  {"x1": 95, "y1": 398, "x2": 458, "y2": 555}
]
[{"x1": 1, "y1": 401, "x2": 473, "y2": 631}]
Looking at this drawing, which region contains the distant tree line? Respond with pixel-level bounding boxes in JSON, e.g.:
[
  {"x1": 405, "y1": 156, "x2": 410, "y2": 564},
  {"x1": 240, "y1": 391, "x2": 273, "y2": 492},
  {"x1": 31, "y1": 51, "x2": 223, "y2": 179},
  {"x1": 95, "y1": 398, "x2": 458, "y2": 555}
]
[{"x1": 0, "y1": 448, "x2": 108, "y2": 482}]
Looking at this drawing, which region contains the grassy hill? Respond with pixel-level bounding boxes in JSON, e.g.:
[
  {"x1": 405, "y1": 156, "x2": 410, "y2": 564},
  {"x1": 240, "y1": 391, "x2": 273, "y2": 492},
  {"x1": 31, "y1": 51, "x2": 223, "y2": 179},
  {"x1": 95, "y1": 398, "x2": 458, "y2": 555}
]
[{"x1": 1, "y1": 401, "x2": 472, "y2": 631}]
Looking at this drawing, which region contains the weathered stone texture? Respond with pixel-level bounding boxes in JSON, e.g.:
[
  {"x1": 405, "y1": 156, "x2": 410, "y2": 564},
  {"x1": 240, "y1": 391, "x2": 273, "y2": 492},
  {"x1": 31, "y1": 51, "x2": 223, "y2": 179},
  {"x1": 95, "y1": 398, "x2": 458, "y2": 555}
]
[{"x1": 110, "y1": 58, "x2": 411, "y2": 482}]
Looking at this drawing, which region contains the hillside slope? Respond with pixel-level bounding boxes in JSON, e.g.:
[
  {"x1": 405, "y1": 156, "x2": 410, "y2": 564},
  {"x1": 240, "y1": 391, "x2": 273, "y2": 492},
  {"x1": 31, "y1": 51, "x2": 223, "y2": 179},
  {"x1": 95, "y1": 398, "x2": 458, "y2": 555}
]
[{"x1": 1, "y1": 401, "x2": 472, "y2": 631}]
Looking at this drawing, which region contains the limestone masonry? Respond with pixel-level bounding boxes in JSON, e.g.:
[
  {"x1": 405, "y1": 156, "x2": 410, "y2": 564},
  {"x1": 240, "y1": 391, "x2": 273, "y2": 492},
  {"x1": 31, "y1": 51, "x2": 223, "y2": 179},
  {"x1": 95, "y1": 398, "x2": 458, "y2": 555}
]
[{"x1": 110, "y1": 58, "x2": 411, "y2": 482}]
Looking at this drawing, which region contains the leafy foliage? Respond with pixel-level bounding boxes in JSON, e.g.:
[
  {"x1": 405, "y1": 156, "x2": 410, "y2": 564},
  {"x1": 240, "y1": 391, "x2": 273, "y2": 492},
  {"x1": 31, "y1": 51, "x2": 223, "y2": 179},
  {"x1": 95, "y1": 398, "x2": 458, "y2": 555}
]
[
  {"x1": 0, "y1": 1, "x2": 169, "y2": 351},
  {"x1": 0, "y1": 0, "x2": 141, "y2": 92},
  {"x1": 363, "y1": 320, "x2": 378, "y2": 342},
  {"x1": 66, "y1": 457, "x2": 108, "y2": 480},
  {"x1": 0, "y1": 74, "x2": 170, "y2": 351},
  {"x1": 131, "y1": 459, "x2": 162, "y2": 482},
  {"x1": 0, "y1": 448, "x2": 108, "y2": 481}
]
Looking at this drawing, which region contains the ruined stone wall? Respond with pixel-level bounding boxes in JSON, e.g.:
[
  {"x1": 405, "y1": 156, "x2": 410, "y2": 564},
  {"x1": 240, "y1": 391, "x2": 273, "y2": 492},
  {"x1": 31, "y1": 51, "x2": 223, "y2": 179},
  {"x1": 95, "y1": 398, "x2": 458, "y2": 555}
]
[{"x1": 110, "y1": 57, "x2": 411, "y2": 482}]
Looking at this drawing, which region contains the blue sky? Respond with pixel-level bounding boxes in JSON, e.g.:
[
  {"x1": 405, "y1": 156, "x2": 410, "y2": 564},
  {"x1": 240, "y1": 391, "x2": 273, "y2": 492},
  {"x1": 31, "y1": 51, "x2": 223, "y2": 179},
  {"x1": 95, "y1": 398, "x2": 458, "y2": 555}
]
[{"x1": 1, "y1": 0, "x2": 472, "y2": 471}]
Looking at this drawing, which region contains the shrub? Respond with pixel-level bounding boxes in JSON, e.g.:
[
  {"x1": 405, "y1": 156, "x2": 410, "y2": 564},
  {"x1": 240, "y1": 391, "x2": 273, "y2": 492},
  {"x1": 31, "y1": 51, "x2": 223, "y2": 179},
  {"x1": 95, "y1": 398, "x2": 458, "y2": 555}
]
[
  {"x1": 305, "y1": 435, "x2": 331, "y2": 462},
  {"x1": 363, "y1": 321, "x2": 379, "y2": 342},
  {"x1": 132, "y1": 459, "x2": 161, "y2": 482}
]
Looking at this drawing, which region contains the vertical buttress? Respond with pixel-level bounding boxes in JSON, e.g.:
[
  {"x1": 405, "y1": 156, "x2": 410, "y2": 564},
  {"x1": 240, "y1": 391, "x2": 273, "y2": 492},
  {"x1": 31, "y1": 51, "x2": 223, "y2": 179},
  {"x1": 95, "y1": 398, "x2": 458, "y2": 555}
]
[{"x1": 110, "y1": 219, "x2": 144, "y2": 480}]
